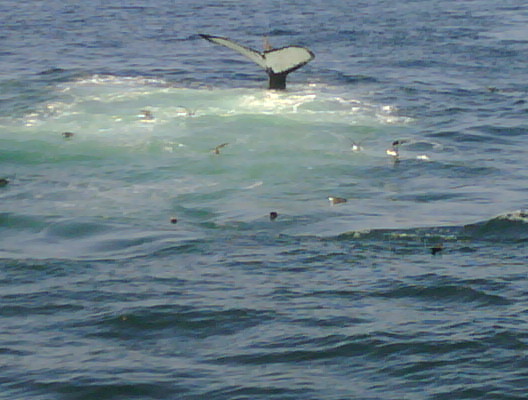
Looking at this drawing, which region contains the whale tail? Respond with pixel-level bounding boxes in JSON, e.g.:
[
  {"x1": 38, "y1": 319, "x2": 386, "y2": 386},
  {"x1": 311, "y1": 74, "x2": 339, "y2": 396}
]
[{"x1": 199, "y1": 34, "x2": 315, "y2": 90}]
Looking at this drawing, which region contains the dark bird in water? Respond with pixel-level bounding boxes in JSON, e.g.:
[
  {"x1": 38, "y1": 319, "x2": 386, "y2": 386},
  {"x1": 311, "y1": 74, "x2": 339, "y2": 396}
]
[
  {"x1": 431, "y1": 244, "x2": 443, "y2": 255},
  {"x1": 62, "y1": 131, "x2": 75, "y2": 138},
  {"x1": 0, "y1": 178, "x2": 9, "y2": 187},
  {"x1": 170, "y1": 217, "x2": 178, "y2": 224},
  {"x1": 139, "y1": 109, "x2": 154, "y2": 120},
  {"x1": 328, "y1": 196, "x2": 347, "y2": 205},
  {"x1": 387, "y1": 139, "x2": 408, "y2": 160},
  {"x1": 392, "y1": 139, "x2": 408, "y2": 147},
  {"x1": 212, "y1": 143, "x2": 229, "y2": 155},
  {"x1": 199, "y1": 34, "x2": 315, "y2": 90},
  {"x1": 269, "y1": 211, "x2": 278, "y2": 221}
]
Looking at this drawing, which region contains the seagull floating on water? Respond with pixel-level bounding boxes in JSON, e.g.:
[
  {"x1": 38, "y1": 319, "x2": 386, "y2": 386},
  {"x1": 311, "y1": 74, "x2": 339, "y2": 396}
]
[
  {"x1": 386, "y1": 139, "x2": 409, "y2": 160},
  {"x1": 139, "y1": 109, "x2": 154, "y2": 121},
  {"x1": 351, "y1": 141, "x2": 364, "y2": 152},
  {"x1": 328, "y1": 196, "x2": 347, "y2": 205}
]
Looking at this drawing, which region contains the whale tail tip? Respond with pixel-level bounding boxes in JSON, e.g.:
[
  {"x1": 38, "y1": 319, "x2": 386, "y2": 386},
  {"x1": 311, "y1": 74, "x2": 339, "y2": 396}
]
[{"x1": 199, "y1": 34, "x2": 314, "y2": 90}]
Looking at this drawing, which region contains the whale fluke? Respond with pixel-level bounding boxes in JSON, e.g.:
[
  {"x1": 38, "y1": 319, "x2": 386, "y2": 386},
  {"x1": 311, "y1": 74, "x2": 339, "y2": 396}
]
[{"x1": 199, "y1": 34, "x2": 315, "y2": 90}]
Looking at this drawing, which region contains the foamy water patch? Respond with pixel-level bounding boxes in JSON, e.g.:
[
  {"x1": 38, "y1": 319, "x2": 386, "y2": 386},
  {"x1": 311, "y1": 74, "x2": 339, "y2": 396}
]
[
  {"x1": 0, "y1": 74, "x2": 428, "y2": 253},
  {"x1": 49, "y1": 75, "x2": 412, "y2": 124},
  {"x1": 4, "y1": 75, "x2": 415, "y2": 163}
]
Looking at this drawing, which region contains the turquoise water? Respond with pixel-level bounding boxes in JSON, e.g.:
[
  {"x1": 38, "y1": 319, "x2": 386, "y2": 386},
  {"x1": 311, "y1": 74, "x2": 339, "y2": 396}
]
[{"x1": 2, "y1": 1, "x2": 528, "y2": 399}]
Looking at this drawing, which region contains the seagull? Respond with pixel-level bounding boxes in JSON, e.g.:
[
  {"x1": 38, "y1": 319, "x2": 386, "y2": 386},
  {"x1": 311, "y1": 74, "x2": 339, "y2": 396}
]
[
  {"x1": 351, "y1": 141, "x2": 364, "y2": 152},
  {"x1": 328, "y1": 196, "x2": 347, "y2": 205},
  {"x1": 139, "y1": 109, "x2": 154, "y2": 120},
  {"x1": 212, "y1": 143, "x2": 229, "y2": 155},
  {"x1": 386, "y1": 147, "x2": 399, "y2": 158},
  {"x1": 387, "y1": 139, "x2": 408, "y2": 160}
]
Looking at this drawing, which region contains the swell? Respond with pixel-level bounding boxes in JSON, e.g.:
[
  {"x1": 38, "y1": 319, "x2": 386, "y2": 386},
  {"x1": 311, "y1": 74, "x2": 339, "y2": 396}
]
[
  {"x1": 89, "y1": 305, "x2": 276, "y2": 340},
  {"x1": 336, "y1": 209, "x2": 528, "y2": 244}
]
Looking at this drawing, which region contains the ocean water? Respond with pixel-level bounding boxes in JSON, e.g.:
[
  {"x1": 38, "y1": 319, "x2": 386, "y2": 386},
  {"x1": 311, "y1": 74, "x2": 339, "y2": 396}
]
[{"x1": 1, "y1": 0, "x2": 528, "y2": 399}]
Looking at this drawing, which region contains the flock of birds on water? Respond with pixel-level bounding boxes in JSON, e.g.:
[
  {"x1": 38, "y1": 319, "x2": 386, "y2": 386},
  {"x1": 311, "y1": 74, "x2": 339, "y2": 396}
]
[{"x1": 1, "y1": 107, "x2": 445, "y2": 256}]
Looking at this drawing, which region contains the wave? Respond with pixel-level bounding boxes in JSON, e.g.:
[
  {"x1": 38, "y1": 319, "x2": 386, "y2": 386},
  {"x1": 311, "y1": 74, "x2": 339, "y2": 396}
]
[
  {"x1": 2, "y1": 208, "x2": 527, "y2": 261},
  {"x1": 90, "y1": 305, "x2": 276, "y2": 340},
  {"x1": 334, "y1": 210, "x2": 528, "y2": 245},
  {"x1": 462, "y1": 210, "x2": 528, "y2": 241},
  {"x1": 377, "y1": 283, "x2": 511, "y2": 306}
]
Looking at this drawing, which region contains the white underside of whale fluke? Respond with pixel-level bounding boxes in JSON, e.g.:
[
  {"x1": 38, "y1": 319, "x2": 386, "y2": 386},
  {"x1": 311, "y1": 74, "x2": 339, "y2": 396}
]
[{"x1": 199, "y1": 34, "x2": 315, "y2": 76}]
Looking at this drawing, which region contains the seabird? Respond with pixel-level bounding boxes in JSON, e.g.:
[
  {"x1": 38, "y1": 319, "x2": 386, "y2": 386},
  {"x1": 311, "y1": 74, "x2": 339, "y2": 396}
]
[
  {"x1": 212, "y1": 143, "x2": 229, "y2": 155},
  {"x1": 351, "y1": 141, "x2": 364, "y2": 152},
  {"x1": 139, "y1": 109, "x2": 154, "y2": 120},
  {"x1": 175, "y1": 105, "x2": 194, "y2": 116},
  {"x1": 386, "y1": 148, "x2": 399, "y2": 158},
  {"x1": 387, "y1": 139, "x2": 408, "y2": 160},
  {"x1": 328, "y1": 196, "x2": 347, "y2": 205}
]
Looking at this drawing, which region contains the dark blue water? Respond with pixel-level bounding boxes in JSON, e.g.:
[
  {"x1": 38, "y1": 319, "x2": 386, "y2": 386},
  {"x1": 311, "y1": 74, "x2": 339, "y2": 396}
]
[{"x1": 2, "y1": 1, "x2": 528, "y2": 399}]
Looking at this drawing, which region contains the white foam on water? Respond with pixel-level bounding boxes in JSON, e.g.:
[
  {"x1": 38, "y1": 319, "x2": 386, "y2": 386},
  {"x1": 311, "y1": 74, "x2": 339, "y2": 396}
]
[{"x1": 0, "y1": 74, "x2": 424, "y2": 256}]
